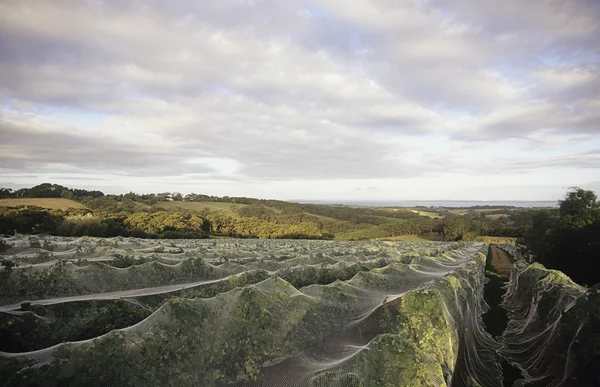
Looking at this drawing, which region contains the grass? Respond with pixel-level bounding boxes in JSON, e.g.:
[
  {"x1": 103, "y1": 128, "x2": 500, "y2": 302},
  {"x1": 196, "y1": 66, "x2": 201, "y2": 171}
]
[
  {"x1": 447, "y1": 209, "x2": 470, "y2": 215},
  {"x1": 409, "y1": 210, "x2": 444, "y2": 219},
  {"x1": 485, "y1": 214, "x2": 508, "y2": 220},
  {"x1": 0, "y1": 198, "x2": 86, "y2": 210},
  {"x1": 475, "y1": 236, "x2": 517, "y2": 244},
  {"x1": 375, "y1": 216, "x2": 409, "y2": 223},
  {"x1": 156, "y1": 201, "x2": 246, "y2": 217}
]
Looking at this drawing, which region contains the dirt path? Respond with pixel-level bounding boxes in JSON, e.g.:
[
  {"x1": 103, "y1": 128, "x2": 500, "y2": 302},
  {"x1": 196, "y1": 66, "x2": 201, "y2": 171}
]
[{"x1": 490, "y1": 245, "x2": 513, "y2": 276}]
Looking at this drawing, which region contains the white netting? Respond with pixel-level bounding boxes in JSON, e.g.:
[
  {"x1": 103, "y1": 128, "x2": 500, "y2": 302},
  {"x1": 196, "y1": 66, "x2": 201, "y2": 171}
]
[
  {"x1": 1, "y1": 236, "x2": 504, "y2": 386},
  {"x1": 500, "y1": 260, "x2": 600, "y2": 386}
]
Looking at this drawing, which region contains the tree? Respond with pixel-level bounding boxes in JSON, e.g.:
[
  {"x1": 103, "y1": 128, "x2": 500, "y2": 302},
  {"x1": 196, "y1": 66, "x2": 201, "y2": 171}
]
[
  {"x1": 0, "y1": 188, "x2": 13, "y2": 198},
  {"x1": 559, "y1": 187, "x2": 599, "y2": 228},
  {"x1": 443, "y1": 216, "x2": 477, "y2": 241},
  {"x1": 172, "y1": 192, "x2": 183, "y2": 201},
  {"x1": 60, "y1": 190, "x2": 74, "y2": 200},
  {"x1": 519, "y1": 187, "x2": 600, "y2": 285},
  {"x1": 16, "y1": 183, "x2": 68, "y2": 198}
]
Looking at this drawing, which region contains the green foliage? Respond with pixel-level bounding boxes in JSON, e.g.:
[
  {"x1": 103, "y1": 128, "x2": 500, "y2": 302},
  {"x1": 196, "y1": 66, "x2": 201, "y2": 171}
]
[
  {"x1": 0, "y1": 240, "x2": 11, "y2": 254},
  {"x1": 60, "y1": 189, "x2": 74, "y2": 199},
  {"x1": 0, "y1": 300, "x2": 151, "y2": 353},
  {"x1": 338, "y1": 218, "x2": 443, "y2": 240},
  {"x1": 0, "y1": 240, "x2": 499, "y2": 386},
  {"x1": 20, "y1": 250, "x2": 54, "y2": 264},
  {"x1": 0, "y1": 254, "x2": 217, "y2": 302},
  {"x1": 124, "y1": 211, "x2": 206, "y2": 235},
  {"x1": 559, "y1": 187, "x2": 600, "y2": 226},
  {"x1": 519, "y1": 187, "x2": 600, "y2": 285},
  {"x1": 502, "y1": 262, "x2": 600, "y2": 386},
  {"x1": 307, "y1": 250, "x2": 492, "y2": 387},
  {"x1": 0, "y1": 260, "x2": 77, "y2": 301},
  {"x1": 443, "y1": 216, "x2": 477, "y2": 241},
  {"x1": 0, "y1": 188, "x2": 14, "y2": 198},
  {"x1": 0, "y1": 357, "x2": 36, "y2": 386},
  {"x1": 1, "y1": 182, "x2": 545, "y2": 242},
  {"x1": 60, "y1": 214, "x2": 108, "y2": 236},
  {"x1": 108, "y1": 254, "x2": 151, "y2": 268},
  {"x1": 0, "y1": 259, "x2": 16, "y2": 289},
  {"x1": 276, "y1": 259, "x2": 387, "y2": 289},
  {"x1": 0, "y1": 206, "x2": 64, "y2": 235}
]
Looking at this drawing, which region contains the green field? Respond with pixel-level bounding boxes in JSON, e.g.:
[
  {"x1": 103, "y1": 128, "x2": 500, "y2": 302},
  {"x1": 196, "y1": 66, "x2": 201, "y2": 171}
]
[
  {"x1": 375, "y1": 215, "x2": 409, "y2": 223},
  {"x1": 156, "y1": 201, "x2": 246, "y2": 217},
  {"x1": 0, "y1": 198, "x2": 86, "y2": 210},
  {"x1": 410, "y1": 209, "x2": 444, "y2": 219},
  {"x1": 485, "y1": 213, "x2": 509, "y2": 220}
]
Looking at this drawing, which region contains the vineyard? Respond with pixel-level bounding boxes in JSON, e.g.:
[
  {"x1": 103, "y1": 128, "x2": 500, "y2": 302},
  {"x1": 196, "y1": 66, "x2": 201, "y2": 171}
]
[{"x1": 0, "y1": 236, "x2": 597, "y2": 386}]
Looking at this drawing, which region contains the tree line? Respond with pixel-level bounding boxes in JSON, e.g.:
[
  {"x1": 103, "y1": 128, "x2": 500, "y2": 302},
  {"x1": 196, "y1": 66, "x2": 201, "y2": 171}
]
[
  {"x1": 517, "y1": 187, "x2": 600, "y2": 286},
  {"x1": 0, "y1": 183, "x2": 543, "y2": 242}
]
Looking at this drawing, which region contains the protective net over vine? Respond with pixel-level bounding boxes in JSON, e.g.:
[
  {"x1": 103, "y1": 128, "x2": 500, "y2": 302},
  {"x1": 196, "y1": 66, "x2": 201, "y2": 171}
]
[
  {"x1": 500, "y1": 261, "x2": 600, "y2": 386},
  {"x1": 1, "y1": 236, "x2": 503, "y2": 386}
]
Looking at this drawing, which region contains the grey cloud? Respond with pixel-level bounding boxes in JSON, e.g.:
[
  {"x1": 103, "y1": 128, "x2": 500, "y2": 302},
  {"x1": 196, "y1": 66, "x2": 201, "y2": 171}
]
[
  {"x1": 478, "y1": 102, "x2": 600, "y2": 139},
  {"x1": 472, "y1": 151, "x2": 600, "y2": 174},
  {"x1": 0, "y1": 120, "x2": 216, "y2": 177},
  {"x1": 0, "y1": 0, "x2": 599, "y2": 186}
]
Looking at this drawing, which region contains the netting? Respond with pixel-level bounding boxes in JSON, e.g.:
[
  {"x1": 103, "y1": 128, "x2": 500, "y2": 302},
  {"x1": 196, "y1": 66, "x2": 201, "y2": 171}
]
[
  {"x1": 500, "y1": 261, "x2": 600, "y2": 386},
  {"x1": 1, "y1": 236, "x2": 503, "y2": 386},
  {"x1": 497, "y1": 244, "x2": 533, "y2": 263}
]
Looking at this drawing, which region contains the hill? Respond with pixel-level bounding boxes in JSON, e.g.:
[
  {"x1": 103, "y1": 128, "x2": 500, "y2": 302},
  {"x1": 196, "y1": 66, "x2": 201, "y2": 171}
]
[
  {"x1": 0, "y1": 183, "x2": 537, "y2": 242},
  {"x1": 0, "y1": 198, "x2": 86, "y2": 211},
  {"x1": 156, "y1": 201, "x2": 245, "y2": 218}
]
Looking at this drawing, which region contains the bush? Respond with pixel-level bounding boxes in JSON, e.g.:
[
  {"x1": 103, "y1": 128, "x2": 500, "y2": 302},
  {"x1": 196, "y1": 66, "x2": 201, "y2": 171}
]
[
  {"x1": 519, "y1": 188, "x2": 600, "y2": 286},
  {"x1": 59, "y1": 214, "x2": 107, "y2": 237},
  {"x1": 0, "y1": 240, "x2": 11, "y2": 254}
]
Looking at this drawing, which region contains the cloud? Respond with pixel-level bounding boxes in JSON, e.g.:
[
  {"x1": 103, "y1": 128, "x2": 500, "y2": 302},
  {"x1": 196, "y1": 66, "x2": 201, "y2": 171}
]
[
  {"x1": 0, "y1": 0, "x2": 598, "y2": 198},
  {"x1": 0, "y1": 113, "x2": 217, "y2": 177}
]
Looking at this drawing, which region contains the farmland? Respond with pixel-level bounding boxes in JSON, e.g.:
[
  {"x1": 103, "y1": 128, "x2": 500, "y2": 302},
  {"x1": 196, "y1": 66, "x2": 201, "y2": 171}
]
[
  {"x1": 1, "y1": 234, "x2": 598, "y2": 386},
  {"x1": 410, "y1": 209, "x2": 444, "y2": 219},
  {"x1": 0, "y1": 198, "x2": 86, "y2": 211},
  {"x1": 0, "y1": 186, "x2": 597, "y2": 385},
  {"x1": 0, "y1": 236, "x2": 495, "y2": 385},
  {"x1": 156, "y1": 201, "x2": 246, "y2": 217},
  {"x1": 1, "y1": 183, "x2": 553, "y2": 242}
]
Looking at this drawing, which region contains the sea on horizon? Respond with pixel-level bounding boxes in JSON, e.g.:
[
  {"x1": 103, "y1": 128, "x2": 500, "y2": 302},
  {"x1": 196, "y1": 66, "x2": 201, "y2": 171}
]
[{"x1": 296, "y1": 200, "x2": 558, "y2": 208}]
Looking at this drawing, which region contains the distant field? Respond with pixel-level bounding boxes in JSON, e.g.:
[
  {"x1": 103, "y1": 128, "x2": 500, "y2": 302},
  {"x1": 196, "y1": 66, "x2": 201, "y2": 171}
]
[
  {"x1": 410, "y1": 210, "x2": 444, "y2": 219},
  {"x1": 447, "y1": 209, "x2": 470, "y2": 216},
  {"x1": 156, "y1": 201, "x2": 246, "y2": 217},
  {"x1": 375, "y1": 216, "x2": 409, "y2": 223},
  {"x1": 475, "y1": 236, "x2": 517, "y2": 244},
  {"x1": 485, "y1": 214, "x2": 508, "y2": 220},
  {"x1": 477, "y1": 208, "x2": 510, "y2": 213},
  {"x1": 412, "y1": 208, "x2": 514, "y2": 219},
  {"x1": 0, "y1": 198, "x2": 86, "y2": 210}
]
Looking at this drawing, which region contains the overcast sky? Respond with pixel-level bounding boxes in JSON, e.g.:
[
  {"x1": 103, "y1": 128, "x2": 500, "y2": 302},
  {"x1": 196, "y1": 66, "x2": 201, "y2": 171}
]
[{"x1": 1, "y1": 0, "x2": 599, "y2": 201}]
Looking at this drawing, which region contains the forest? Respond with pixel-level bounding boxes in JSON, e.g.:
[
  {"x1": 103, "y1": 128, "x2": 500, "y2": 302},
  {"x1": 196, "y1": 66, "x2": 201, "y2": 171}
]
[
  {"x1": 0, "y1": 183, "x2": 532, "y2": 241},
  {"x1": 517, "y1": 187, "x2": 600, "y2": 286}
]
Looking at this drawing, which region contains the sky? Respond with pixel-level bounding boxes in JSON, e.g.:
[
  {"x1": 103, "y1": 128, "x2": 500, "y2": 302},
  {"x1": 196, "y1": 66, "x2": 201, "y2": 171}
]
[{"x1": 1, "y1": 0, "x2": 599, "y2": 201}]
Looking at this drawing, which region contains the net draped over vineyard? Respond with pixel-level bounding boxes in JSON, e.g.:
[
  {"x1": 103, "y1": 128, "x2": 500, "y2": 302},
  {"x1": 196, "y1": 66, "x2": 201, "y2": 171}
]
[
  {"x1": 500, "y1": 261, "x2": 600, "y2": 386},
  {"x1": 2, "y1": 236, "x2": 594, "y2": 386},
  {"x1": 0, "y1": 236, "x2": 500, "y2": 386}
]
